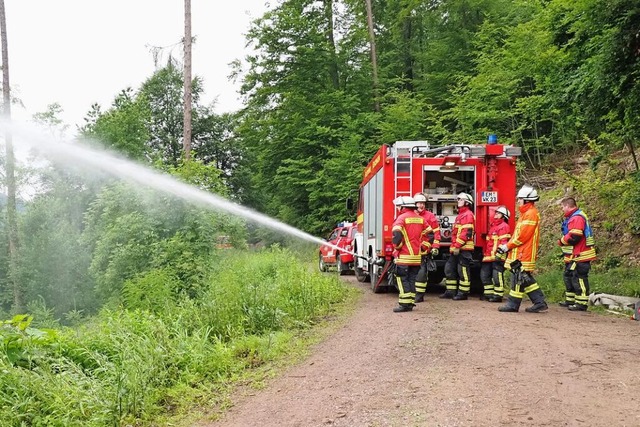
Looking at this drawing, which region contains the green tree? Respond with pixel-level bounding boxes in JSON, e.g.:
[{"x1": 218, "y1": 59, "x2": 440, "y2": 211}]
[
  {"x1": 238, "y1": 0, "x2": 373, "y2": 232},
  {"x1": 80, "y1": 89, "x2": 150, "y2": 160},
  {"x1": 16, "y1": 180, "x2": 96, "y2": 318}
]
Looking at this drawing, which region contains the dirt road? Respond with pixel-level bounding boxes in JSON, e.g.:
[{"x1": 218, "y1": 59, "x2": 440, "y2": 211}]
[{"x1": 207, "y1": 276, "x2": 640, "y2": 427}]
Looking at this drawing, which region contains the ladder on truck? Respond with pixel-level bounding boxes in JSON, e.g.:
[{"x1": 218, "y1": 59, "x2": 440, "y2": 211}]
[{"x1": 392, "y1": 141, "x2": 430, "y2": 203}]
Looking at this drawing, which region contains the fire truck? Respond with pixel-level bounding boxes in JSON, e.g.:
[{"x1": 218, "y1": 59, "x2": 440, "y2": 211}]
[{"x1": 350, "y1": 138, "x2": 522, "y2": 293}]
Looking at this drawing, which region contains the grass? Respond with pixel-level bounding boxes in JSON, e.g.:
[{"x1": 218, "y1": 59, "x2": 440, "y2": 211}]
[{"x1": 0, "y1": 246, "x2": 361, "y2": 426}]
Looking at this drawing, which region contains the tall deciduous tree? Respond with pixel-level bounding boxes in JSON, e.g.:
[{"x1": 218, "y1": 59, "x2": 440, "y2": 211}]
[
  {"x1": 0, "y1": 0, "x2": 21, "y2": 312},
  {"x1": 238, "y1": 0, "x2": 374, "y2": 231}
]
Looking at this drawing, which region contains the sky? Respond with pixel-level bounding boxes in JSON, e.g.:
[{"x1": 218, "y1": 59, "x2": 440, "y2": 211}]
[{"x1": 5, "y1": 1, "x2": 269, "y2": 129}]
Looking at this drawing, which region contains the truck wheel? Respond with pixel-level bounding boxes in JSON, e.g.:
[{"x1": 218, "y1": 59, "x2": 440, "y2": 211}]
[
  {"x1": 355, "y1": 265, "x2": 369, "y2": 282},
  {"x1": 370, "y1": 263, "x2": 384, "y2": 293},
  {"x1": 337, "y1": 255, "x2": 347, "y2": 276},
  {"x1": 318, "y1": 254, "x2": 327, "y2": 272}
]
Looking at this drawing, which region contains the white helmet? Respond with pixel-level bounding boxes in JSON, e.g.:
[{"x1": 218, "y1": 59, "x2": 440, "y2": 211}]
[
  {"x1": 413, "y1": 193, "x2": 427, "y2": 203},
  {"x1": 517, "y1": 185, "x2": 539, "y2": 201},
  {"x1": 393, "y1": 196, "x2": 416, "y2": 208},
  {"x1": 495, "y1": 206, "x2": 510, "y2": 220},
  {"x1": 457, "y1": 192, "x2": 474, "y2": 205}
]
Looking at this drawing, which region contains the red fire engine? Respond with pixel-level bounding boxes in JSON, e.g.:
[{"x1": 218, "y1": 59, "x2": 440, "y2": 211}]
[{"x1": 351, "y1": 139, "x2": 522, "y2": 293}]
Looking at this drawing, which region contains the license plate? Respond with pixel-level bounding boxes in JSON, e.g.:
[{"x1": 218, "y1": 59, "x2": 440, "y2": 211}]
[{"x1": 481, "y1": 191, "x2": 498, "y2": 203}]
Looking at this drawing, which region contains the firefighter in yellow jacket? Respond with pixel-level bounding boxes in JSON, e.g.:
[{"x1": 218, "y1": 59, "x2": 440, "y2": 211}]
[
  {"x1": 558, "y1": 197, "x2": 596, "y2": 311},
  {"x1": 497, "y1": 185, "x2": 549, "y2": 313},
  {"x1": 391, "y1": 196, "x2": 432, "y2": 312},
  {"x1": 441, "y1": 192, "x2": 475, "y2": 301},
  {"x1": 481, "y1": 206, "x2": 511, "y2": 302},
  {"x1": 413, "y1": 192, "x2": 441, "y2": 303}
]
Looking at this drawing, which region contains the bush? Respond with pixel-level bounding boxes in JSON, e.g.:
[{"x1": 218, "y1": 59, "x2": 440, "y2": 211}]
[{"x1": 0, "y1": 247, "x2": 352, "y2": 426}]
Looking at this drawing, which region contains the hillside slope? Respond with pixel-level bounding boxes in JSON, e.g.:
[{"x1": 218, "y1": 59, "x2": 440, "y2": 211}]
[{"x1": 522, "y1": 147, "x2": 640, "y2": 272}]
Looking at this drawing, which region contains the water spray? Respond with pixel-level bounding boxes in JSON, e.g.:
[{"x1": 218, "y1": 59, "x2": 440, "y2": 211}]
[{"x1": 1, "y1": 121, "x2": 355, "y2": 257}]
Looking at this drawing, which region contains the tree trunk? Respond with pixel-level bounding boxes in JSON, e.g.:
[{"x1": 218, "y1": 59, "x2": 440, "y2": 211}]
[
  {"x1": 364, "y1": 0, "x2": 380, "y2": 112},
  {"x1": 323, "y1": 0, "x2": 340, "y2": 90},
  {"x1": 626, "y1": 139, "x2": 639, "y2": 172},
  {"x1": 0, "y1": 0, "x2": 22, "y2": 312},
  {"x1": 183, "y1": 0, "x2": 193, "y2": 161},
  {"x1": 402, "y1": 16, "x2": 413, "y2": 92}
]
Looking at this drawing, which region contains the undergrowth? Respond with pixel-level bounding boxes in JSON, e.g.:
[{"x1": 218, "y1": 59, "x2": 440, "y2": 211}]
[
  {"x1": 526, "y1": 144, "x2": 640, "y2": 300},
  {"x1": 0, "y1": 246, "x2": 358, "y2": 426}
]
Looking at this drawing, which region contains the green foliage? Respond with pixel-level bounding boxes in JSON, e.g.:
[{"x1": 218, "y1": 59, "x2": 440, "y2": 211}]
[
  {"x1": 83, "y1": 182, "x2": 244, "y2": 305},
  {"x1": 121, "y1": 268, "x2": 178, "y2": 314},
  {"x1": 80, "y1": 89, "x2": 151, "y2": 160},
  {"x1": 14, "y1": 171, "x2": 98, "y2": 319},
  {"x1": 0, "y1": 314, "x2": 59, "y2": 368},
  {"x1": 80, "y1": 61, "x2": 238, "y2": 174},
  {"x1": 0, "y1": 248, "x2": 353, "y2": 425},
  {"x1": 537, "y1": 266, "x2": 640, "y2": 302}
]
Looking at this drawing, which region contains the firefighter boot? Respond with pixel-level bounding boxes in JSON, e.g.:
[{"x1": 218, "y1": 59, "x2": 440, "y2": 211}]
[
  {"x1": 488, "y1": 294, "x2": 503, "y2": 303},
  {"x1": 439, "y1": 290, "x2": 455, "y2": 299},
  {"x1": 452, "y1": 292, "x2": 468, "y2": 301},
  {"x1": 498, "y1": 296, "x2": 521, "y2": 312},
  {"x1": 393, "y1": 304, "x2": 414, "y2": 313},
  {"x1": 415, "y1": 292, "x2": 425, "y2": 303},
  {"x1": 568, "y1": 304, "x2": 588, "y2": 311},
  {"x1": 558, "y1": 301, "x2": 572, "y2": 308},
  {"x1": 525, "y1": 289, "x2": 549, "y2": 313}
]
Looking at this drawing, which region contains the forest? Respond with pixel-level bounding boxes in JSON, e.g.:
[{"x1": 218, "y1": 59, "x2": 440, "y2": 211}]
[{"x1": 1, "y1": 0, "x2": 640, "y2": 425}]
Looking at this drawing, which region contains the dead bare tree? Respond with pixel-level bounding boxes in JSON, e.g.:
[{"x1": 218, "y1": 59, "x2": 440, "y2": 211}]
[
  {"x1": 364, "y1": 0, "x2": 380, "y2": 112},
  {"x1": 183, "y1": 0, "x2": 193, "y2": 161},
  {"x1": 0, "y1": 0, "x2": 21, "y2": 312}
]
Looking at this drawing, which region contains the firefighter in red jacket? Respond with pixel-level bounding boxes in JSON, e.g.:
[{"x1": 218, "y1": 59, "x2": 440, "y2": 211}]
[
  {"x1": 441, "y1": 192, "x2": 475, "y2": 301},
  {"x1": 497, "y1": 185, "x2": 548, "y2": 313},
  {"x1": 392, "y1": 196, "x2": 432, "y2": 312},
  {"x1": 558, "y1": 197, "x2": 596, "y2": 311},
  {"x1": 481, "y1": 206, "x2": 511, "y2": 302},
  {"x1": 413, "y1": 192, "x2": 441, "y2": 303}
]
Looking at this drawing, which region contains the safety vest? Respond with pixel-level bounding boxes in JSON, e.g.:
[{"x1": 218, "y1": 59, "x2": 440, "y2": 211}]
[
  {"x1": 561, "y1": 209, "x2": 595, "y2": 246},
  {"x1": 560, "y1": 209, "x2": 596, "y2": 262}
]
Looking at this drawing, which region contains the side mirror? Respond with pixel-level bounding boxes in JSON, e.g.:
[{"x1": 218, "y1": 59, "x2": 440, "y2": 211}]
[{"x1": 346, "y1": 197, "x2": 354, "y2": 211}]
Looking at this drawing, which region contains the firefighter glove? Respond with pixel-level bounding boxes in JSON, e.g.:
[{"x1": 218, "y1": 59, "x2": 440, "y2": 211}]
[
  {"x1": 431, "y1": 248, "x2": 439, "y2": 256},
  {"x1": 450, "y1": 246, "x2": 460, "y2": 256},
  {"x1": 420, "y1": 242, "x2": 431, "y2": 255},
  {"x1": 497, "y1": 244, "x2": 509, "y2": 254}
]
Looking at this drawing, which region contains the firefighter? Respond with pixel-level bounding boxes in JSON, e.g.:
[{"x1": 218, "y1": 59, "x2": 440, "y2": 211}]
[
  {"x1": 558, "y1": 197, "x2": 596, "y2": 311},
  {"x1": 497, "y1": 185, "x2": 548, "y2": 313},
  {"x1": 391, "y1": 196, "x2": 432, "y2": 312},
  {"x1": 441, "y1": 192, "x2": 475, "y2": 301},
  {"x1": 480, "y1": 206, "x2": 511, "y2": 302},
  {"x1": 413, "y1": 192, "x2": 441, "y2": 303}
]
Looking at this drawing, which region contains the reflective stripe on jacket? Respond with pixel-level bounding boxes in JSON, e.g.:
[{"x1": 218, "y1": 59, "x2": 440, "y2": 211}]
[
  {"x1": 506, "y1": 203, "x2": 540, "y2": 272},
  {"x1": 451, "y1": 206, "x2": 475, "y2": 251},
  {"x1": 482, "y1": 219, "x2": 511, "y2": 262},
  {"x1": 418, "y1": 209, "x2": 441, "y2": 249},
  {"x1": 392, "y1": 209, "x2": 432, "y2": 265},
  {"x1": 559, "y1": 208, "x2": 596, "y2": 263}
]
